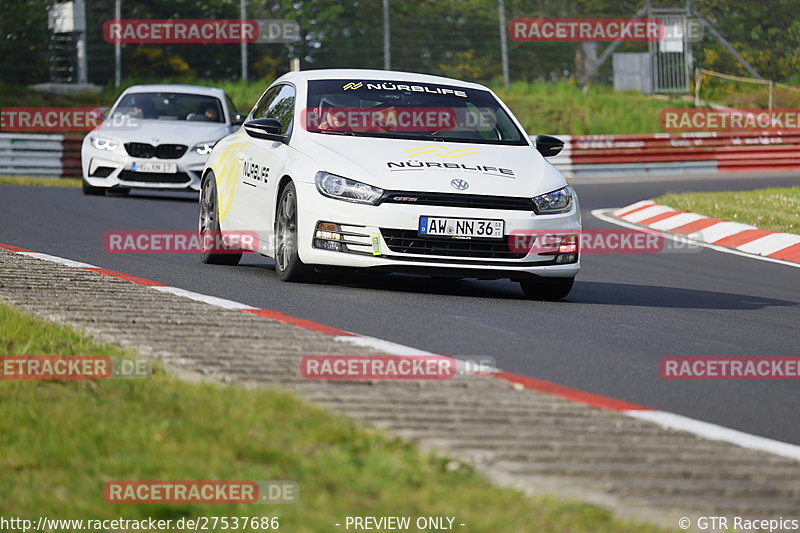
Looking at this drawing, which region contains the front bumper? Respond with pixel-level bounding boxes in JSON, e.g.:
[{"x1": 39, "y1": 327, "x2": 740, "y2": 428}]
[
  {"x1": 82, "y1": 146, "x2": 207, "y2": 191},
  {"x1": 295, "y1": 182, "x2": 581, "y2": 280}
]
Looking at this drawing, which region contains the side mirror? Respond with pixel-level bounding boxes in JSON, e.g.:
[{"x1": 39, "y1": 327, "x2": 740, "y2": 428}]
[
  {"x1": 244, "y1": 118, "x2": 286, "y2": 143},
  {"x1": 231, "y1": 113, "x2": 246, "y2": 126},
  {"x1": 534, "y1": 134, "x2": 564, "y2": 158}
]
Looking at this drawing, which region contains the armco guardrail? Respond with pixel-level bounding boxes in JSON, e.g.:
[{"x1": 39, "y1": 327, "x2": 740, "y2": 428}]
[
  {"x1": 547, "y1": 131, "x2": 800, "y2": 178},
  {"x1": 4, "y1": 131, "x2": 799, "y2": 180},
  {"x1": 0, "y1": 133, "x2": 83, "y2": 178}
]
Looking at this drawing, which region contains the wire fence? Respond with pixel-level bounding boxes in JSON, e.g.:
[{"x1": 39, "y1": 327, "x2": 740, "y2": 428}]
[{"x1": 1, "y1": 0, "x2": 798, "y2": 90}]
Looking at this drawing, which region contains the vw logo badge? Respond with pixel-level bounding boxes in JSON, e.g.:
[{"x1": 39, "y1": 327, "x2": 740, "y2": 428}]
[{"x1": 450, "y1": 179, "x2": 469, "y2": 191}]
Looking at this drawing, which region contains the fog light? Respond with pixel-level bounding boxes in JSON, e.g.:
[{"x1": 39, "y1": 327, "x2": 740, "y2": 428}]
[
  {"x1": 314, "y1": 239, "x2": 341, "y2": 251},
  {"x1": 558, "y1": 235, "x2": 578, "y2": 254},
  {"x1": 315, "y1": 230, "x2": 341, "y2": 240},
  {"x1": 556, "y1": 253, "x2": 577, "y2": 264}
]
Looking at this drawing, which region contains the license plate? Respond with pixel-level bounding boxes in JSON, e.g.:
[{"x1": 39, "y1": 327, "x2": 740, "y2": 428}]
[
  {"x1": 131, "y1": 161, "x2": 177, "y2": 173},
  {"x1": 419, "y1": 216, "x2": 504, "y2": 239}
]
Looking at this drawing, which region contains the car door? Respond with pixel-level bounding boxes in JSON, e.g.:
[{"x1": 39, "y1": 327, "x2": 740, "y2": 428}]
[{"x1": 238, "y1": 83, "x2": 296, "y2": 255}]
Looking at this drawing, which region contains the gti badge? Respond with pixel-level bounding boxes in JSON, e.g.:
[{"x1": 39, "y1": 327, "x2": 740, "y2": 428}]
[{"x1": 450, "y1": 179, "x2": 469, "y2": 191}]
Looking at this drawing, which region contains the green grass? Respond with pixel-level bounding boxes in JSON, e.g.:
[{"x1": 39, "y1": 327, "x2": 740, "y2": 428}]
[
  {"x1": 493, "y1": 81, "x2": 692, "y2": 135},
  {"x1": 2, "y1": 78, "x2": 690, "y2": 135},
  {"x1": 0, "y1": 176, "x2": 80, "y2": 187},
  {"x1": 0, "y1": 302, "x2": 670, "y2": 532},
  {"x1": 654, "y1": 186, "x2": 800, "y2": 234}
]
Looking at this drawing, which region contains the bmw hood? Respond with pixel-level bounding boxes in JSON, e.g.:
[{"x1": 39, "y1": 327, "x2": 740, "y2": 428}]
[
  {"x1": 93, "y1": 120, "x2": 230, "y2": 146},
  {"x1": 297, "y1": 135, "x2": 565, "y2": 197}
]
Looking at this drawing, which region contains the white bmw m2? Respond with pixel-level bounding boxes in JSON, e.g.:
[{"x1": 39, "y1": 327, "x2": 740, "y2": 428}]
[{"x1": 200, "y1": 69, "x2": 580, "y2": 299}]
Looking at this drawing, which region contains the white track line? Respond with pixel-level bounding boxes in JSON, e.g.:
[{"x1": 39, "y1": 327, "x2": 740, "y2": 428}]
[
  {"x1": 7, "y1": 245, "x2": 800, "y2": 460},
  {"x1": 18, "y1": 252, "x2": 98, "y2": 269},
  {"x1": 592, "y1": 208, "x2": 800, "y2": 269},
  {"x1": 150, "y1": 286, "x2": 257, "y2": 310},
  {"x1": 689, "y1": 221, "x2": 756, "y2": 243},
  {"x1": 737, "y1": 233, "x2": 800, "y2": 256},
  {"x1": 647, "y1": 212, "x2": 705, "y2": 231},
  {"x1": 627, "y1": 410, "x2": 800, "y2": 462},
  {"x1": 620, "y1": 205, "x2": 675, "y2": 223}
]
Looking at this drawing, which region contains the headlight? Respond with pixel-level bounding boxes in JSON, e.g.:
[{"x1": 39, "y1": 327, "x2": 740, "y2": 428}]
[
  {"x1": 315, "y1": 172, "x2": 384, "y2": 205},
  {"x1": 532, "y1": 186, "x2": 573, "y2": 214},
  {"x1": 90, "y1": 136, "x2": 118, "y2": 151},
  {"x1": 192, "y1": 141, "x2": 216, "y2": 155}
]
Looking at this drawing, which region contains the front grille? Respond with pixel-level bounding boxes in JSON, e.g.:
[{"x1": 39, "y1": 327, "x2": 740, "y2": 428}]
[
  {"x1": 124, "y1": 142, "x2": 154, "y2": 158},
  {"x1": 381, "y1": 228, "x2": 527, "y2": 259},
  {"x1": 380, "y1": 191, "x2": 535, "y2": 211},
  {"x1": 124, "y1": 143, "x2": 188, "y2": 159},
  {"x1": 156, "y1": 144, "x2": 188, "y2": 159},
  {"x1": 118, "y1": 170, "x2": 190, "y2": 184}
]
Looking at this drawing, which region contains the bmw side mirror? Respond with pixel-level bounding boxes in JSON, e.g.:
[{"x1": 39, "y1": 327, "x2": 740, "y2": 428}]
[
  {"x1": 231, "y1": 113, "x2": 246, "y2": 127},
  {"x1": 244, "y1": 118, "x2": 287, "y2": 143},
  {"x1": 534, "y1": 134, "x2": 564, "y2": 158}
]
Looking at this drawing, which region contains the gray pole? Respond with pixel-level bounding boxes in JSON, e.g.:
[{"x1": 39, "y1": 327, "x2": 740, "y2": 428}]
[
  {"x1": 114, "y1": 0, "x2": 121, "y2": 88},
  {"x1": 498, "y1": 0, "x2": 509, "y2": 87},
  {"x1": 383, "y1": 0, "x2": 390, "y2": 70},
  {"x1": 240, "y1": 0, "x2": 248, "y2": 81},
  {"x1": 74, "y1": 0, "x2": 88, "y2": 84}
]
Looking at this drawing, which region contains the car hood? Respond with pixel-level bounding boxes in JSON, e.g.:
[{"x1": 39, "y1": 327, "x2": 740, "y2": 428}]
[
  {"x1": 295, "y1": 134, "x2": 564, "y2": 197},
  {"x1": 94, "y1": 120, "x2": 230, "y2": 145}
]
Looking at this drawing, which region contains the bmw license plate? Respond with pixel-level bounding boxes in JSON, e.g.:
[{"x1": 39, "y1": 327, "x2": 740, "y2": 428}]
[
  {"x1": 419, "y1": 216, "x2": 504, "y2": 239},
  {"x1": 131, "y1": 161, "x2": 177, "y2": 173}
]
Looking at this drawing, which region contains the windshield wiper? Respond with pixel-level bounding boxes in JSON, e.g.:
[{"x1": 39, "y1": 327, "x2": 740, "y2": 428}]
[{"x1": 315, "y1": 129, "x2": 354, "y2": 136}]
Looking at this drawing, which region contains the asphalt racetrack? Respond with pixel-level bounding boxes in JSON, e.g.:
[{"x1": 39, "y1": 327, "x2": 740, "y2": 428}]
[{"x1": 2, "y1": 172, "x2": 798, "y2": 444}]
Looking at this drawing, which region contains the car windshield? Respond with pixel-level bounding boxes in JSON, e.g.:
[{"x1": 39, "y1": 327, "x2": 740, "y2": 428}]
[
  {"x1": 111, "y1": 92, "x2": 224, "y2": 123},
  {"x1": 306, "y1": 79, "x2": 527, "y2": 145}
]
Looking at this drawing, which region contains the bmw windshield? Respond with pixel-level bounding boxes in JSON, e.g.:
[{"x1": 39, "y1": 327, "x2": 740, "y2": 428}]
[{"x1": 305, "y1": 79, "x2": 528, "y2": 145}]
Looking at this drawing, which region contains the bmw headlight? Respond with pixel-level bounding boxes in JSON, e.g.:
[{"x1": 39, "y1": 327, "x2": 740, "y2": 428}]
[
  {"x1": 315, "y1": 172, "x2": 384, "y2": 205},
  {"x1": 532, "y1": 186, "x2": 574, "y2": 214},
  {"x1": 90, "y1": 136, "x2": 119, "y2": 151},
  {"x1": 192, "y1": 141, "x2": 216, "y2": 155}
]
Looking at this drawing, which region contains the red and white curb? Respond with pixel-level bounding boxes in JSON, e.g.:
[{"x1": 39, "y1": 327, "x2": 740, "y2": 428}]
[
  {"x1": 598, "y1": 200, "x2": 800, "y2": 267},
  {"x1": 3, "y1": 241, "x2": 800, "y2": 462}
]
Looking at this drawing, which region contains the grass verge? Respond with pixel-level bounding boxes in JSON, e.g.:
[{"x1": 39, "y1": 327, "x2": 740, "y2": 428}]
[
  {"x1": 654, "y1": 186, "x2": 800, "y2": 234},
  {"x1": 2, "y1": 79, "x2": 689, "y2": 135},
  {"x1": 0, "y1": 300, "x2": 668, "y2": 532},
  {"x1": 0, "y1": 176, "x2": 81, "y2": 187}
]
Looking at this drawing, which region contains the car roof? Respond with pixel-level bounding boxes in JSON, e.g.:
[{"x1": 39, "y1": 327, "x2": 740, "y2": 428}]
[
  {"x1": 275, "y1": 69, "x2": 490, "y2": 91},
  {"x1": 121, "y1": 84, "x2": 226, "y2": 98}
]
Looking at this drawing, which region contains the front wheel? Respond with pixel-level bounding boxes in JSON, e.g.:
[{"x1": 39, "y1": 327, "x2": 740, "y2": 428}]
[
  {"x1": 520, "y1": 277, "x2": 574, "y2": 300},
  {"x1": 199, "y1": 173, "x2": 242, "y2": 266},
  {"x1": 274, "y1": 182, "x2": 312, "y2": 282}
]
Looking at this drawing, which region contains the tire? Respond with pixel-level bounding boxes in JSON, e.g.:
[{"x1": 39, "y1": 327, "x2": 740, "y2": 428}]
[
  {"x1": 520, "y1": 277, "x2": 574, "y2": 300},
  {"x1": 82, "y1": 178, "x2": 105, "y2": 196},
  {"x1": 274, "y1": 181, "x2": 312, "y2": 282},
  {"x1": 199, "y1": 172, "x2": 242, "y2": 266}
]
